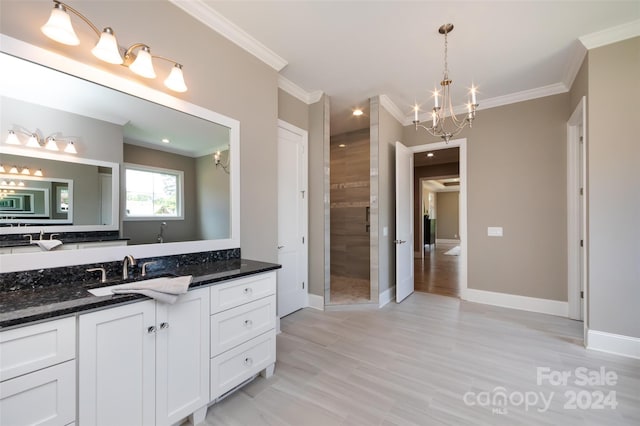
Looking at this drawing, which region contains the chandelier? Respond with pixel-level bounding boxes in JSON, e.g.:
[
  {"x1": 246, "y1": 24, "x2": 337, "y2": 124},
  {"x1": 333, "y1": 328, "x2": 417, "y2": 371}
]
[{"x1": 413, "y1": 24, "x2": 478, "y2": 142}]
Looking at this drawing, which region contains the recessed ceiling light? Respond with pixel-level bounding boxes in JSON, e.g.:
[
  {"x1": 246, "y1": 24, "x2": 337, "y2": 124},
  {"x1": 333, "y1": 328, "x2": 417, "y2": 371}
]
[
  {"x1": 338, "y1": 144, "x2": 346, "y2": 148},
  {"x1": 353, "y1": 109, "x2": 363, "y2": 116},
  {"x1": 162, "y1": 138, "x2": 170, "y2": 143},
  {"x1": 427, "y1": 152, "x2": 434, "y2": 157}
]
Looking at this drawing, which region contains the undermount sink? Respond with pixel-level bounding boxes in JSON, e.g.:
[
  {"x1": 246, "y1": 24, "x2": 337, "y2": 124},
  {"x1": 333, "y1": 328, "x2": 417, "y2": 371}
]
[{"x1": 86, "y1": 275, "x2": 190, "y2": 297}]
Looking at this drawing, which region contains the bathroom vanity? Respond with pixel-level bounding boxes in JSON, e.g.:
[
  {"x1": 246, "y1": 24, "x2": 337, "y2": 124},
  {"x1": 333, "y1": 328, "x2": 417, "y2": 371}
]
[{"x1": 0, "y1": 257, "x2": 279, "y2": 426}]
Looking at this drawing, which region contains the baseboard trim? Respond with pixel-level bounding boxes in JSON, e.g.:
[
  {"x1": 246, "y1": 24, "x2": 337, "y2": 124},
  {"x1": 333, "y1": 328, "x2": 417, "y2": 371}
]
[
  {"x1": 463, "y1": 288, "x2": 568, "y2": 317},
  {"x1": 307, "y1": 293, "x2": 324, "y2": 311},
  {"x1": 587, "y1": 329, "x2": 640, "y2": 359},
  {"x1": 379, "y1": 286, "x2": 396, "y2": 308}
]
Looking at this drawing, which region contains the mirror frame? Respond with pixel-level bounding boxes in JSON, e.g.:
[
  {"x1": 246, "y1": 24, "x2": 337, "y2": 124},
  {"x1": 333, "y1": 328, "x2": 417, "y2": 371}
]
[{"x1": 0, "y1": 35, "x2": 240, "y2": 273}]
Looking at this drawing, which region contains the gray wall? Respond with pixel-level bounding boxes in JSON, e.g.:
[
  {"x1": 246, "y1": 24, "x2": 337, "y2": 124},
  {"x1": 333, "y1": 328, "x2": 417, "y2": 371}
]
[
  {"x1": 196, "y1": 152, "x2": 230, "y2": 240},
  {"x1": 377, "y1": 101, "x2": 404, "y2": 294},
  {"x1": 436, "y1": 191, "x2": 459, "y2": 239},
  {"x1": 587, "y1": 37, "x2": 640, "y2": 338},
  {"x1": 0, "y1": 0, "x2": 278, "y2": 262},
  {"x1": 403, "y1": 93, "x2": 569, "y2": 302},
  {"x1": 278, "y1": 89, "x2": 309, "y2": 130},
  {"x1": 122, "y1": 144, "x2": 198, "y2": 245}
]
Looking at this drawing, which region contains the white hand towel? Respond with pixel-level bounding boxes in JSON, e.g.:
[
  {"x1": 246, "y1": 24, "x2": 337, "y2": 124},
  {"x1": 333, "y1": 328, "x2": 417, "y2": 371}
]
[
  {"x1": 112, "y1": 275, "x2": 192, "y2": 304},
  {"x1": 33, "y1": 239, "x2": 63, "y2": 251}
]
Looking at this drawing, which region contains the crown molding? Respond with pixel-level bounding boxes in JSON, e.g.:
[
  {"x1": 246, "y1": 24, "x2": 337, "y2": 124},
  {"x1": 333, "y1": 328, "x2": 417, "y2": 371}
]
[
  {"x1": 278, "y1": 75, "x2": 323, "y2": 105},
  {"x1": 579, "y1": 19, "x2": 640, "y2": 50},
  {"x1": 562, "y1": 41, "x2": 588, "y2": 90},
  {"x1": 379, "y1": 95, "x2": 406, "y2": 125},
  {"x1": 169, "y1": 0, "x2": 288, "y2": 71}
]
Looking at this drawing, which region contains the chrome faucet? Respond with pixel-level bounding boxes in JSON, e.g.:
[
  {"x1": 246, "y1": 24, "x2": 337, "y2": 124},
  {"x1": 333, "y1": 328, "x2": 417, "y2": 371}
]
[{"x1": 122, "y1": 255, "x2": 136, "y2": 280}]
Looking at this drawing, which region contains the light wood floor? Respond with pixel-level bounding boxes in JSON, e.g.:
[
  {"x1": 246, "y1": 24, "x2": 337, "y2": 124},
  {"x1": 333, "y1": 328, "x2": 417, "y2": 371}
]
[
  {"x1": 202, "y1": 293, "x2": 640, "y2": 425},
  {"x1": 415, "y1": 241, "x2": 460, "y2": 298}
]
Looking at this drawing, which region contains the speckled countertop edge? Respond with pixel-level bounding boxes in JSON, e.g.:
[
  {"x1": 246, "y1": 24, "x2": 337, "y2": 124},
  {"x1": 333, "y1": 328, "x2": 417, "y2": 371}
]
[{"x1": 0, "y1": 259, "x2": 281, "y2": 330}]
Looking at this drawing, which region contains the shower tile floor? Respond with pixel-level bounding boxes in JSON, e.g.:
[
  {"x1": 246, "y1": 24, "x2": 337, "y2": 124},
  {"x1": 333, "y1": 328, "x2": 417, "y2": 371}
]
[{"x1": 329, "y1": 276, "x2": 370, "y2": 304}]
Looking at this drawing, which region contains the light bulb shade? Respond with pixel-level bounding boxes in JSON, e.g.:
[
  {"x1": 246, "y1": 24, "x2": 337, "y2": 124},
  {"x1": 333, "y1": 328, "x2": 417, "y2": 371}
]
[
  {"x1": 21, "y1": 167, "x2": 30, "y2": 175},
  {"x1": 34, "y1": 169, "x2": 44, "y2": 177},
  {"x1": 45, "y1": 137, "x2": 59, "y2": 151},
  {"x1": 6, "y1": 130, "x2": 20, "y2": 145},
  {"x1": 64, "y1": 141, "x2": 77, "y2": 154},
  {"x1": 0, "y1": 165, "x2": 5, "y2": 173},
  {"x1": 9, "y1": 166, "x2": 18, "y2": 174},
  {"x1": 26, "y1": 134, "x2": 41, "y2": 148},
  {"x1": 92, "y1": 28, "x2": 123, "y2": 65},
  {"x1": 164, "y1": 64, "x2": 188, "y2": 92},
  {"x1": 129, "y1": 46, "x2": 156, "y2": 78},
  {"x1": 41, "y1": 3, "x2": 80, "y2": 46},
  {"x1": 18, "y1": 181, "x2": 25, "y2": 187}
]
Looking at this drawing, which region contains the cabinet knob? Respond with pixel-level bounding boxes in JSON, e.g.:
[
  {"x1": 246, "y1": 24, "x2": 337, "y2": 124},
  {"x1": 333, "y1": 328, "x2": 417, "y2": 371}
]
[
  {"x1": 244, "y1": 357, "x2": 253, "y2": 367},
  {"x1": 244, "y1": 319, "x2": 253, "y2": 328},
  {"x1": 160, "y1": 322, "x2": 169, "y2": 330},
  {"x1": 243, "y1": 287, "x2": 253, "y2": 296},
  {"x1": 147, "y1": 326, "x2": 156, "y2": 334}
]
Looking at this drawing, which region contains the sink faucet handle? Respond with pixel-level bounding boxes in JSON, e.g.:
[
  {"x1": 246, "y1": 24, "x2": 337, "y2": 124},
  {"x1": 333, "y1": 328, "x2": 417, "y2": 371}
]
[
  {"x1": 141, "y1": 261, "x2": 158, "y2": 277},
  {"x1": 23, "y1": 234, "x2": 33, "y2": 244},
  {"x1": 50, "y1": 233, "x2": 59, "y2": 240},
  {"x1": 87, "y1": 267, "x2": 107, "y2": 283}
]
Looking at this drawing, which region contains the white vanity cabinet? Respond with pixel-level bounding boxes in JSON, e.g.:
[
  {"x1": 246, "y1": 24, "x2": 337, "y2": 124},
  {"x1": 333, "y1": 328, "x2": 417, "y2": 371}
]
[
  {"x1": 0, "y1": 317, "x2": 76, "y2": 426},
  {"x1": 210, "y1": 271, "x2": 277, "y2": 400},
  {"x1": 78, "y1": 287, "x2": 210, "y2": 426}
]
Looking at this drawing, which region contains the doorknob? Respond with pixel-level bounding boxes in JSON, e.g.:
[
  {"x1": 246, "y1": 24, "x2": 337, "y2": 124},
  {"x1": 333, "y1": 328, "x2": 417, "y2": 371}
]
[
  {"x1": 277, "y1": 245, "x2": 284, "y2": 249},
  {"x1": 393, "y1": 239, "x2": 406, "y2": 244}
]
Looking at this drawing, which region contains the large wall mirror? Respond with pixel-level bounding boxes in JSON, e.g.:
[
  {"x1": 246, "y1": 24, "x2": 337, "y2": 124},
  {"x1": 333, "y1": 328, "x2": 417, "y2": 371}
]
[{"x1": 0, "y1": 39, "x2": 239, "y2": 272}]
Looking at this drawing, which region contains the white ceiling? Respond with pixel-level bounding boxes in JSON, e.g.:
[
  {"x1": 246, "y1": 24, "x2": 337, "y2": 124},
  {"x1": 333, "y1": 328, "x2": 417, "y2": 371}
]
[{"x1": 184, "y1": 1, "x2": 639, "y2": 135}]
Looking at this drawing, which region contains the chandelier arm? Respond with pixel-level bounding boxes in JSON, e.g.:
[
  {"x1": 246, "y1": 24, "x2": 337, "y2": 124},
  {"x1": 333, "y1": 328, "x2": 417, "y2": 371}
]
[{"x1": 54, "y1": 1, "x2": 101, "y2": 37}]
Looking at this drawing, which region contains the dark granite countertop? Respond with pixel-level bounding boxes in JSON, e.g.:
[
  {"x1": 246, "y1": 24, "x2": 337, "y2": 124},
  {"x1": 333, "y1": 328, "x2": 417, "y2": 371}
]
[{"x1": 0, "y1": 259, "x2": 280, "y2": 330}]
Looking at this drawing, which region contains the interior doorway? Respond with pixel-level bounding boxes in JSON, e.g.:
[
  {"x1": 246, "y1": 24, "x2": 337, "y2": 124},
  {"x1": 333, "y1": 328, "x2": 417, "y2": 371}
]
[{"x1": 409, "y1": 140, "x2": 467, "y2": 299}]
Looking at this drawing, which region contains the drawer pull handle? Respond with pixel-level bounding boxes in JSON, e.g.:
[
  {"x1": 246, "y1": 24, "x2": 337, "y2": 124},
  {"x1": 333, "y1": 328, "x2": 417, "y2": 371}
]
[
  {"x1": 244, "y1": 319, "x2": 253, "y2": 328},
  {"x1": 147, "y1": 326, "x2": 156, "y2": 334},
  {"x1": 244, "y1": 357, "x2": 253, "y2": 367},
  {"x1": 160, "y1": 322, "x2": 169, "y2": 330},
  {"x1": 243, "y1": 287, "x2": 253, "y2": 296}
]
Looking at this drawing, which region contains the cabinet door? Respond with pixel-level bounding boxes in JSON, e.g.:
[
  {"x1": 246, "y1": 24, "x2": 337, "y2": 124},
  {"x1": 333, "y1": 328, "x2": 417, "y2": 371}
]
[
  {"x1": 156, "y1": 287, "x2": 210, "y2": 426},
  {"x1": 0, "y1": 360, "x2": 75, "y2": 426},
  {"x1": 79, "y1": 300, "x2": 156, "y2": 426}
]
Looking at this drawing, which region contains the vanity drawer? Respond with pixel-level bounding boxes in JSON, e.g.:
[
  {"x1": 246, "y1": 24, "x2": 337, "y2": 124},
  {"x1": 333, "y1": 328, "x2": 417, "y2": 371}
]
[
  {"x1": 210, "y1": 331, "x2": 275, "y2": 399},
  {"x1": 211, "y1": 295, "x2": 276, "y2": 356},
  {"x1": 210, "y1": 272, "x2": 276, "y2": 313},
  {"x1": 0, "y1": 359, "x2": 75, "y2": 426},
  {"x1": 0, "y1": 317, "x2": 75, "y2": 382}
]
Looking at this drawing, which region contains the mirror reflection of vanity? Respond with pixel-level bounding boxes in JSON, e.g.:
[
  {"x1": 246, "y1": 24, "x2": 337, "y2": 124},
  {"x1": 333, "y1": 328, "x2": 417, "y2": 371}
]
[{"x1": 0, "y1": 42, "x2": 239, "y2": 271}]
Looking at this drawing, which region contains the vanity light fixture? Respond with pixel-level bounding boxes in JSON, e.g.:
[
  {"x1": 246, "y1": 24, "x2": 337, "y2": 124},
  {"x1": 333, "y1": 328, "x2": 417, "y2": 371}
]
[
  {"x1": 45, "y1": 137, "x2": 59, "y2": 151},
  {"x1": 41, "y1": 0, "x2": 188, "y2": 93},
  {"x1": 18, "y1": 181, "x2": 25, "y2": 187},
  {"x1": 34, "y1": 169, "x2": 44, "y2": 177},
  {"x1": 64, "y1": 141, "x2": 77, "y2": 154},
  {"x1": 26, "y1": 134, "x2": 41, "y2": 148},
  {"x1": 9, "y1": 166, "x2": 19, "y2": 174},
  {"x1": 5, "y1": 130, "x2": 20, "y2": 145},
  {"x1": 0, "y1": 165, "x2": 5, "y2": 173},
  {"x1": 21, "y1": 167, "x2": 31, "y2": 175}
]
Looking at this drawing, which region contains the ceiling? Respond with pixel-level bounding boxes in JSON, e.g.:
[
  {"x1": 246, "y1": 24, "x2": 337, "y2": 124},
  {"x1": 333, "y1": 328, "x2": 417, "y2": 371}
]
[
  {"x1": 185, "y1": 1, "x2": 639, "y2": 135},
  {"x1": 414, "y1": 147, "x2": 459, "y2": 168}
]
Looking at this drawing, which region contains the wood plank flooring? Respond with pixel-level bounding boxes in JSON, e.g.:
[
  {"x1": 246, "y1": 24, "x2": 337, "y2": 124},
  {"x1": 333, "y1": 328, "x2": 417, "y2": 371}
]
[
  {"x1": 201, "y1": 293, "x2": 640, "y2": 425},
  {"x1": 415, "y1": 242, "x2": 460, "y2": 298}
]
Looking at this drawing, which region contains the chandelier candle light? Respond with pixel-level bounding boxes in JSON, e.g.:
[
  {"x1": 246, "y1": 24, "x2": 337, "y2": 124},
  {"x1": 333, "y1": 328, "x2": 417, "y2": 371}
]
[{"x1": 414, "y1": 24, "x2": 478, "y2": 142}]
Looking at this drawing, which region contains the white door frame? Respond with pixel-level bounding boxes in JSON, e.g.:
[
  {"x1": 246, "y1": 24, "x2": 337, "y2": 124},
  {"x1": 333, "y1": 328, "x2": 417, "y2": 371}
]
[
  {"x1": 276, "y1": 119, "x2": 309, "y2": 317},
  {"x1": 567, "y1": 97, "x2": 588, "y2": 334},
  {"x1": 410, "y1": 138, "x2": 468, "y2": 298}
]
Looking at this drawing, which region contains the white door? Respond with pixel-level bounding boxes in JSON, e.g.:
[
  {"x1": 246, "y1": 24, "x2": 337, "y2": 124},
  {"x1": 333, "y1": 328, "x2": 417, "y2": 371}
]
[
  {"x1": 277, "y1": 121, "x2": 308, "y2": 317},
  {"x1": 156, "y1": 288, "x2": 209, "y2": 426},
  {"x1": 395, "y1": 141, "x2": 414, "y2": 302},
  {"x1": 79, "y1": 300, "x2": 156, "y2": 426}
]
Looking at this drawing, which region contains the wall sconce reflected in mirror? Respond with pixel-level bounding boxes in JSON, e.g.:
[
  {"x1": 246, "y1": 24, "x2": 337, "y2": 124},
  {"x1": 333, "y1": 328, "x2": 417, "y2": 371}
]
[
  {"x1": 41, "y1": 0, "x2": 188, "y2": 93},
  {"x1": 213, "y1": 150, "x2": 230, "y2": 174}
]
